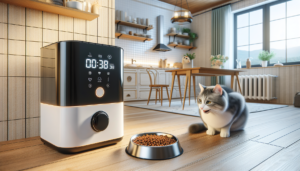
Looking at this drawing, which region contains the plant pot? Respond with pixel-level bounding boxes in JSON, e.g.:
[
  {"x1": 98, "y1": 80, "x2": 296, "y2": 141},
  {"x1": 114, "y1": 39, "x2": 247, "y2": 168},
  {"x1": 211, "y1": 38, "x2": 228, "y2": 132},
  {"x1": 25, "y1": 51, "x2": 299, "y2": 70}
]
[
  {"x1": 212, "y1": 65, "x2": 221, "y2": 69},
  {"x1": 170, "y1": 27, "x2": 176, "y2": 33},
  {"x1": 183, "y1": 33, "x2": 189, "y2": 36},
  {"x1": 183, "y1": 60, "x2": 193, "y2": 69},
  {"x1": 261, "y1": 61, "x2": 268, "y2": 67},
  {"x1": 183, "y1": 40, "x2": 190, "y2": 46}
]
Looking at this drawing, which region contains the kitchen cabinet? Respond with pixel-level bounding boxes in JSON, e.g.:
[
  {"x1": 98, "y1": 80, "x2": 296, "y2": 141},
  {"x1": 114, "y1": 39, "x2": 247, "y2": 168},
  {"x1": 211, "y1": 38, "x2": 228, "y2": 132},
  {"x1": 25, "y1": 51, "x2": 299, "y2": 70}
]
[{"x1": 124, "y1": 68, "x2": 200, "y2": 101}]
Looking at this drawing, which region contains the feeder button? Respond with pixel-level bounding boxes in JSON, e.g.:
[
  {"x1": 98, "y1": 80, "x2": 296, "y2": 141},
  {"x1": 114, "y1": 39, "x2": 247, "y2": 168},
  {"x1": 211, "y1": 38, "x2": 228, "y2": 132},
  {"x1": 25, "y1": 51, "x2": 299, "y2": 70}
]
[{"x1": 95, "y1": 87, "x2": 105, "y2": 98}]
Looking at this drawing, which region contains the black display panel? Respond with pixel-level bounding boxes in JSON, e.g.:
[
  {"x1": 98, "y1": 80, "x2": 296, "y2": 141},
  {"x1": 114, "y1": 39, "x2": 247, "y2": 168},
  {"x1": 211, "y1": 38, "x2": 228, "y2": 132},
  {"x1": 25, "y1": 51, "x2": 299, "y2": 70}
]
[{"x1": 41, "y1": 41, "x2": 124, "y2": 106}]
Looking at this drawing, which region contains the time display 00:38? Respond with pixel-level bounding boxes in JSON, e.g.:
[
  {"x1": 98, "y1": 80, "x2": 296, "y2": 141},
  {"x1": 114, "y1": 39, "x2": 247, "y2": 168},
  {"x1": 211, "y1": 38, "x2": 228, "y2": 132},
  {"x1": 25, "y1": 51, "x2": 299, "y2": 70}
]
[{"x1": 86, "y1": 59, "x2": 109, "y2": 69}]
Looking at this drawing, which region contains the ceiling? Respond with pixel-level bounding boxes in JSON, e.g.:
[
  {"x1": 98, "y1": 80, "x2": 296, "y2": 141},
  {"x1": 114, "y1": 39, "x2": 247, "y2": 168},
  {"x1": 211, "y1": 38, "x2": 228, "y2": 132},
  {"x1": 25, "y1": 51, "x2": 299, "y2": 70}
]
[{"x1": 159, "y1": 0, "x2": 232, "y2": 14}]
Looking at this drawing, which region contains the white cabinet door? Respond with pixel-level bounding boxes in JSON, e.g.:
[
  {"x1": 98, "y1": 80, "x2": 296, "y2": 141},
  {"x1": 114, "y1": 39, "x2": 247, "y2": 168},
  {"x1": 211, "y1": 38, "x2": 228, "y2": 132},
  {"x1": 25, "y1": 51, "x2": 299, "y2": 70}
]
[
  {"x1": 124, "y1": 72, "x2": 137, "y2": 87},
  {"x1": 124, "y1": 90, "x2": 137, "y2": 101}
]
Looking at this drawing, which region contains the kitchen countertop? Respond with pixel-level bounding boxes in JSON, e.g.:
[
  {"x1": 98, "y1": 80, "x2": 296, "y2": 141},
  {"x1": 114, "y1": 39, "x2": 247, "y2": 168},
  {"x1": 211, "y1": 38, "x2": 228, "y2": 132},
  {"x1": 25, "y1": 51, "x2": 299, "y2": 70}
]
[
  {"x1": 124, "y1": 66, "x2": 178, "y2": 70},
  {"x1": 1, "y1": 105, "x2": 299, "y2": 171}
]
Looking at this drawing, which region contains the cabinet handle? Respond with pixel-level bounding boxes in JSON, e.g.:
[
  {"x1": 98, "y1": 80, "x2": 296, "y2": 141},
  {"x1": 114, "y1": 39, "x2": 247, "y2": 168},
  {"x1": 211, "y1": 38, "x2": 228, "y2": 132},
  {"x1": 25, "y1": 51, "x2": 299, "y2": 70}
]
[
  {"x1": 126, "y1": 94, "x2": 131, "y2": 97},
  {"x1": 127, "y1": 76, "x2": 132, "y2": 82}
]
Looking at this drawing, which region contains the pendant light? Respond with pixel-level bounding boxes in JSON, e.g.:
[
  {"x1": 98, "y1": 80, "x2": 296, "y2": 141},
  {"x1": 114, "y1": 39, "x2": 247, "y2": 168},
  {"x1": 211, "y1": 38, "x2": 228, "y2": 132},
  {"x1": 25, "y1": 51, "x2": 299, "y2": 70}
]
[{"x1": 171, "y1": 0, "x2": 193, "y2": 24}]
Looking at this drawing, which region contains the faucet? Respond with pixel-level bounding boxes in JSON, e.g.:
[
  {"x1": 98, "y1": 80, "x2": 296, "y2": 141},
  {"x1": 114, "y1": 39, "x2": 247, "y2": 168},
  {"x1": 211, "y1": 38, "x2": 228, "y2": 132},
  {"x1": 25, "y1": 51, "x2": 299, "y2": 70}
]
[{"x1": 131, "y1": 59, "x2": 136, "y2": 64}]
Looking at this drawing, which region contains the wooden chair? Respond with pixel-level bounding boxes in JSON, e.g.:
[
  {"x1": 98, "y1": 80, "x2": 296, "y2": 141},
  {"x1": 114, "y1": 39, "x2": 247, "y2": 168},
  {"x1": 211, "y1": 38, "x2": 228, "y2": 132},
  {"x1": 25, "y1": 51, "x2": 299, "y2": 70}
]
[{"x1": 146, "y1": 68, "x2": 170, "y2": 106}]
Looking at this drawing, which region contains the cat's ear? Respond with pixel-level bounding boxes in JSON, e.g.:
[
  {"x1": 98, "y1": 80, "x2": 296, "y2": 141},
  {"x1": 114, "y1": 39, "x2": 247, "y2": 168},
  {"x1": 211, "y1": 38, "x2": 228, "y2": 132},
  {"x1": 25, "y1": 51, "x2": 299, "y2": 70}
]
[
  {"x1": 213, "y1": 84, "x2": 223, "y2": 95},
  {"x1": 199, "y1": 83, "x2": 204, "y2": 93}
]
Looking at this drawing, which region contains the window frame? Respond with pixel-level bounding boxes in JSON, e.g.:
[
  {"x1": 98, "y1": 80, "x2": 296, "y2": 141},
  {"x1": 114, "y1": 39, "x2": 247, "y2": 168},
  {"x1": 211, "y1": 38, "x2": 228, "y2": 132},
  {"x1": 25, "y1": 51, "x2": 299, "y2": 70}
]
[{"x1": 234, "y1": 0, "x2": 300, "y2": 68}]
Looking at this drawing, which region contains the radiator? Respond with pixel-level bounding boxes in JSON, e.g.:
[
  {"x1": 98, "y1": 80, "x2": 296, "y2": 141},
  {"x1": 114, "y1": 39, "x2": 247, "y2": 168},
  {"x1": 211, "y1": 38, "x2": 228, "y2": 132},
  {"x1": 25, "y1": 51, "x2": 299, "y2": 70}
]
[{"x1": 233, "y1": 75, "x2": 277, "y2": 100}]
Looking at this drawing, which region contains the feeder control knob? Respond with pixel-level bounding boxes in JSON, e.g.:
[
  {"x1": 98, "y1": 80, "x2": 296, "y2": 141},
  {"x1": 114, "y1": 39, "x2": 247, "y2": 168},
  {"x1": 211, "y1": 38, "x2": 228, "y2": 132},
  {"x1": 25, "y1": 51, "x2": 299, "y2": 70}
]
[{"x1": 91, "y1": 111, "x2": 109, "y2": 132}]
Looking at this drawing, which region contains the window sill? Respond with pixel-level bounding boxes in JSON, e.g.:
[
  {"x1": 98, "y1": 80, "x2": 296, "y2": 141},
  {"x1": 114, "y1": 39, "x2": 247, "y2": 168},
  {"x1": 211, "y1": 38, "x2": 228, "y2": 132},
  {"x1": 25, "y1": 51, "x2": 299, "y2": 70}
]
[{"x1": 240, "y1": 64, "x2": 300, "y2": 69}]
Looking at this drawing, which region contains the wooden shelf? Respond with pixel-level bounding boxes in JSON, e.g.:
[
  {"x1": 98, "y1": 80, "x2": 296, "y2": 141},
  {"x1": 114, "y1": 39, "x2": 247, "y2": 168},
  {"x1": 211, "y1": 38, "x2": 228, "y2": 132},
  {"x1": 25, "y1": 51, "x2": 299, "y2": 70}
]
[
  {"x1": 0, "y1": 0, "x2": 99, "y2": 21},
  {"x1": 115, "y1": 33, "x2": 152, "y2": 42},
  {"x1": 115, "y1": 20, "x2": 153, "y2": 31},
  {"x1": 168, "y1": 43, "x2": 197, "y2": 50},
  {"x1": 167, "y1": 33, "x2": 190, "y2": 39}
]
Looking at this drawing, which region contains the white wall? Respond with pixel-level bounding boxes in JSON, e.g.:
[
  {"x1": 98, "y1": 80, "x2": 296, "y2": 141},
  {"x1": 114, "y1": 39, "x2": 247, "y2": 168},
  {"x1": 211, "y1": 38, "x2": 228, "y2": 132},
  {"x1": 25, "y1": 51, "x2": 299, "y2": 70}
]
[
  {"x1": 190, "y1": 11, "x2": 212, "y2": 86},
  {"x1": 115, "y1": 0, "x2": 191, "y2": 67}
]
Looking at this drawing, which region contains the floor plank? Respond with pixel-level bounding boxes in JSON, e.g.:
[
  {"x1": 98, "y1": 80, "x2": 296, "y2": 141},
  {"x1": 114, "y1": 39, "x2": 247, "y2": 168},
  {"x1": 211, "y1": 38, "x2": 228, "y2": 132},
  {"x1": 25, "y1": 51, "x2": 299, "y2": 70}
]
[
  {"x1": 271, "y1": 129, "x2": 300, "y2": 147},
  {"x1": 177, "y1": 141, "x2": 282, "y2": 171},
  {"x1": 257, "y1": 123, "x2": 300, "y2": 143},
  {"x1": 252, "y1": 141, "x2": 300, "y2": 171}
]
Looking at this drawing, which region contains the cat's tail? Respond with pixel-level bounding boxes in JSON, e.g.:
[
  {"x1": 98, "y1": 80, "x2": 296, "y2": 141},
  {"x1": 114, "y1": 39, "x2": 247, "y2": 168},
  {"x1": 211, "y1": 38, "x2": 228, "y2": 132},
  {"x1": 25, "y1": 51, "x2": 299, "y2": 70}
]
[{"x1": 189, "y1": 123, "x2": 207, "y2": 133}]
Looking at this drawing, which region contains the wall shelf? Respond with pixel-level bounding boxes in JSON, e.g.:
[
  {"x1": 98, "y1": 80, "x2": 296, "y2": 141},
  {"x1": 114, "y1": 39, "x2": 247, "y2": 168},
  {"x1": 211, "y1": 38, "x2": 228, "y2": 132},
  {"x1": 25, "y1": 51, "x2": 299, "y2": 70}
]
[
  {"x1": 115, "y1": 20, "x2": 153, "y2": 31},
  {"x1": 168, "y1": 43, "x2": 197, "y2": 51},
  {"x1": 167, "y1": 33, "x2": 190, "y2": 39},
  {"x1": 0, "y1": 0, "x2": 99, "y2": 21},
  {"x1": 115, "y1": 33, "x2": 152, "y2": 42}
]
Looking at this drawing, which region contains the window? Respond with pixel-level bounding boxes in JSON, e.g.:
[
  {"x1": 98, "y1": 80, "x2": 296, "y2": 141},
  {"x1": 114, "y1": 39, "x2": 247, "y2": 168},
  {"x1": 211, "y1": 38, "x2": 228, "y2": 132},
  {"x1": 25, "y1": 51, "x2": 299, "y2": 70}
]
[{"x1": 234, "y1": 0, "x2": 300, "y2": 67}]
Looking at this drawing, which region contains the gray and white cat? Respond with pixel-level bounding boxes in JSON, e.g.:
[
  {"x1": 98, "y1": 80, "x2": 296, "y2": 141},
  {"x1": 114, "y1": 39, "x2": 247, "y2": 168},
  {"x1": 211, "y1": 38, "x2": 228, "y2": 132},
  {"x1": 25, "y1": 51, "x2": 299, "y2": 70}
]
[{"x1": 189, "y1": 84, "x2": 248, "y2": 137}]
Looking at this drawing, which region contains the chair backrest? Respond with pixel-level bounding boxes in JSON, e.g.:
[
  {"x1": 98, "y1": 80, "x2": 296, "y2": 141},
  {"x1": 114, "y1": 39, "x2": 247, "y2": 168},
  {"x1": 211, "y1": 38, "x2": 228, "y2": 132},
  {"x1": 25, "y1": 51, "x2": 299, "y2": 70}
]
[{"x1": 146, "y1": 68, "x2": 158, "y2": 85}]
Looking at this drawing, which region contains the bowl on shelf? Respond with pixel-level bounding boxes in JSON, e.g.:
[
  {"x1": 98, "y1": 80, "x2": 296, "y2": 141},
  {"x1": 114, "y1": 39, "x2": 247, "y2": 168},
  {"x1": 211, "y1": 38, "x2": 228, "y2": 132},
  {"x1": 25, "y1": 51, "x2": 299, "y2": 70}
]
[
  {"x1": 126, "y1": 132, "x2": 183, "y2": 160},
  {"x1": 66, "y1": 1, "x2": 82, "y2": 10}
]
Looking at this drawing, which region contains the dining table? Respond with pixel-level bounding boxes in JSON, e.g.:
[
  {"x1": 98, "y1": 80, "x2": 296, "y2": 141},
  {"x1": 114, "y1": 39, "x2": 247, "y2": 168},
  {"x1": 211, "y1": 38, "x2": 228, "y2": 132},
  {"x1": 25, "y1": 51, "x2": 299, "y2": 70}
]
[{"x1": 165, "y1": 67, "x2": 245, "y2": 110}]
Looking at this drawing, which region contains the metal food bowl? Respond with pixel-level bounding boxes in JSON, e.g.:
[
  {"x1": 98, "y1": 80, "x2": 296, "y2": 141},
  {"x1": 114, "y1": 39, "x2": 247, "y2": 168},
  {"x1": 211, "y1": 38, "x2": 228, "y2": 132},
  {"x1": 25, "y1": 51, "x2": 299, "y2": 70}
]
[{"x1": 126, "y1": 132, "x2": 183, "y2": 160}]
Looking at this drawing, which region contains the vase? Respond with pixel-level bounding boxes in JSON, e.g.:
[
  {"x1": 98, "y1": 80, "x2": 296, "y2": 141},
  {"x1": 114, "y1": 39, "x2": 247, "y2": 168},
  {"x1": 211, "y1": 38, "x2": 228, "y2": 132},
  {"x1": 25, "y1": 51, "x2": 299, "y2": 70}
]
[
  {"x1": 170, "y1": 27, "x2": 176, "y2": 33},
  {"x1": 246, "y1": 58, "x2": 251, "y2": 69},
  {"x1": 261, "y1": 61, "x2": 268, "y2": 67},
  {"x1": 212, "y1": 65, "x2": 221, "y2": 69},
  {"x1": 92, "y1": 5, "x2": 99, "y2": 14},
  {"x1": 236, "y1": 59, "x2": 241, "y2": 69},
  {"x1": 183, "y1": 60, "x2": 193, "y2": 69}
]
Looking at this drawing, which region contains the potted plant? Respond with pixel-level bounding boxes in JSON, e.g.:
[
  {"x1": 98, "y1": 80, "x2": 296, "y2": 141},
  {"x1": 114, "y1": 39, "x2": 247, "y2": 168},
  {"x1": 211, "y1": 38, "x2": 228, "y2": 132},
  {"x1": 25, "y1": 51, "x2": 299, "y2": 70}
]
[
  {"x1": 258, "y1": 50, "x2": 274, "y2": 67},
  {"x1": 182, "y1": 28, "x2": 190, "y2": 36},
  {"x1": 189, "y1": 32, "x2": 198, "y2": 47},
  {"x1": 182, "y1": 53, "x2": 195, "y2": 68},
  {"x1": 182, "y1": 28, "x2": 197, "y2": 46},
  {"x1": 210, "y1": 54, "x2": 229, "y2": 69}
]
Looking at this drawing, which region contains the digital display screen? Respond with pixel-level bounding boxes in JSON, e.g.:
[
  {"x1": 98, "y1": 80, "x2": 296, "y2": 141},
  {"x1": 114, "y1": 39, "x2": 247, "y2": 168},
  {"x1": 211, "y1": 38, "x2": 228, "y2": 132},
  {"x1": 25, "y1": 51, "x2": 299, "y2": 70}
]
[{"x1": 85, "y1": 59, "x2": 115, "y2": 70}]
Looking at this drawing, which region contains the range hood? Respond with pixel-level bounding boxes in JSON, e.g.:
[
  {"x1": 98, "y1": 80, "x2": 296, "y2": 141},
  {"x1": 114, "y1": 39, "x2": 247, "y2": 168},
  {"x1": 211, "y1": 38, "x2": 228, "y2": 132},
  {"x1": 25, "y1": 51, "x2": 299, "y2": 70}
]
[{"x1": 153, "y1": 15, "x2": 171, "y2": 52}]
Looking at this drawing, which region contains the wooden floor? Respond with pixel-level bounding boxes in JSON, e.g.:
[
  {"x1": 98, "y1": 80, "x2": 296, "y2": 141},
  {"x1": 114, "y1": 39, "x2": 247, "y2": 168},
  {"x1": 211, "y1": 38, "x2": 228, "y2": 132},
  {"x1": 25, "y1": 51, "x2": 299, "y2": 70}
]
[{"x1": 1, "y1": 105, "x2": 300, "y2": 171}]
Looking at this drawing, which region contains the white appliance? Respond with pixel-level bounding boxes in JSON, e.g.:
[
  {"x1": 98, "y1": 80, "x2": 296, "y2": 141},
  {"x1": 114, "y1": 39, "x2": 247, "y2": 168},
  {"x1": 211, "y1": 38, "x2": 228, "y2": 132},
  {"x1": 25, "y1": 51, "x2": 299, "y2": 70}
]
[{"x1": 40, "y1": 41, "x2": 124, "y2": 153}]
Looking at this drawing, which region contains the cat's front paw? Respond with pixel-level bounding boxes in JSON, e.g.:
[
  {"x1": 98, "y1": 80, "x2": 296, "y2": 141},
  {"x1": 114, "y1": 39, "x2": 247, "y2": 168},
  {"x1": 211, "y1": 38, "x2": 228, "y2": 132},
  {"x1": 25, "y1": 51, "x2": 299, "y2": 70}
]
[
  {"x1": 206, "y1": 129, "x2": 215, "y2": 135},
  {"x1": 220, "y1": 130, "x2": 230, "y2": 138}
]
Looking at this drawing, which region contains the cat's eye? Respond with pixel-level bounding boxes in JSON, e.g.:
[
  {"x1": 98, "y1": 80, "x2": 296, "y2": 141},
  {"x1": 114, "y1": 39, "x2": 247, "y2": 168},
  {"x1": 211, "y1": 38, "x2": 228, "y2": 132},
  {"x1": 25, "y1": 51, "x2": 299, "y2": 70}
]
[
  {"x1": 206, "y1": 101, "x2": 212, "y2": 104},
  {"x1": 198, "y1": 99, "x2": 202, "y2": 103}
]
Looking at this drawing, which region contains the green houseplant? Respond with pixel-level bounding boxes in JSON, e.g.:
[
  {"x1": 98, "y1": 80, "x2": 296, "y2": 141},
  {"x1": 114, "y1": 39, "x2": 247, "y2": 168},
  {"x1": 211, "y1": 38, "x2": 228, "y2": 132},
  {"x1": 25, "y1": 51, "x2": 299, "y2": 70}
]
[
  {"x1": 185, "y1": 53, "x2": 195, "y2": 60},
  {"x1": 182, "y1": 28, "x2": 197, "y2": 46},
  {"x1": 189, "y1": 32, "x2": 198, "y2": 46},
  {"x1": 182, "y1": 28, "x2": 191, "y2": 33},
  {"x1": 258, "y1": 50, "x2": 274, "y2": 67}
]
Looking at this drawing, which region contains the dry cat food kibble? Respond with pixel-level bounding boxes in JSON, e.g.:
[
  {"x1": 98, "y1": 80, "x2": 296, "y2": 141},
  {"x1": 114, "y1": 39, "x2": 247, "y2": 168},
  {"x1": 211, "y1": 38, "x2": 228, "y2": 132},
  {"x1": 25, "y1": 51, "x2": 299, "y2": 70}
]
[{"x1": 133, "y1": 134, "x2": 176, "y2": 146}]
